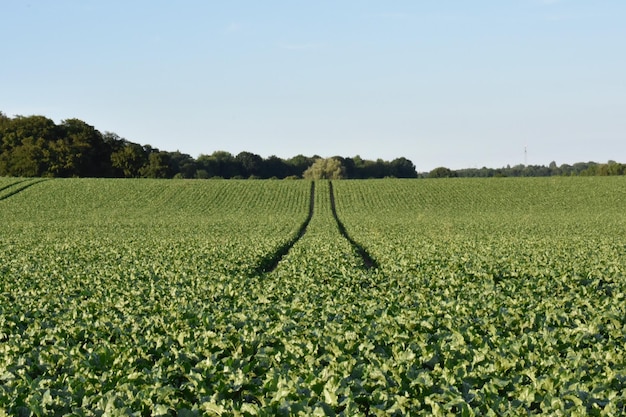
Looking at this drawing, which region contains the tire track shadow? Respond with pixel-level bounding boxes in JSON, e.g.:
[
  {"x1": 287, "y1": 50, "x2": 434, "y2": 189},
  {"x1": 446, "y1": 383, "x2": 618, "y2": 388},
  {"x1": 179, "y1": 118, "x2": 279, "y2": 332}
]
[
  {"x1": 253, "y1": 181, "x2": 315, "y2": 274},
  {"x1": 0, "y1": 178, "x2": 31, "y2": 194},
  {"x1": 329, "y1": 181, "x2": 379, "y2": 270},
  {"x1": 0, "y1": 178, "x2": 49, "y2": 202}
]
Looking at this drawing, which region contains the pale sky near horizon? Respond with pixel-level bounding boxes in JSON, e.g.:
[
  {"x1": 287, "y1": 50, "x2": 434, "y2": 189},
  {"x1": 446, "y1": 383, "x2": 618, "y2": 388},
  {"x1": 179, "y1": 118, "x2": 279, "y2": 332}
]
[{"x1": 1, "y1": 1, "x2": 625, "y2": 172}]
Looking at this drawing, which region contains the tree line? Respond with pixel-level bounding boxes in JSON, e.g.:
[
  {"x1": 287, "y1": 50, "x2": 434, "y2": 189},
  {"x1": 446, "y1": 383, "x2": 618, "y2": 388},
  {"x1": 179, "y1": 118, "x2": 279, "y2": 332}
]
[
  {"x1": 2, "y1": 112, "x2": 622, "y2": 179},
  {"x1": 428, "y1": 160, "x2": 626, "y2": 178},
  {"x1": 0, "y1": 113, "x2": 417, "y2": 179}
]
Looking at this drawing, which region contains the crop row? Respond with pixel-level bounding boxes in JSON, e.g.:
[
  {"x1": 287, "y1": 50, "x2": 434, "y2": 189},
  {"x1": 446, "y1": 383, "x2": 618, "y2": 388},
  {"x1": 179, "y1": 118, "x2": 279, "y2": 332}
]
[
  {"x1": 333, "y1": 178, "x2": 626, "y2": 415},
  {"x1": 1, "y1": 177, "x2": 625, "y2": 415},
  {"x1": 0, "y1": 179, "x2": 313, "y2": 416}
]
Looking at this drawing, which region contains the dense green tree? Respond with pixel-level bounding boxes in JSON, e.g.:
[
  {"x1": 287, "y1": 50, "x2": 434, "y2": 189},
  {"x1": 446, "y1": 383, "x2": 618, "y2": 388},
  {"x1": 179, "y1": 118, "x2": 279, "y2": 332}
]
[
  {"x1": 2, "y1": 137, "x2": 46, "y2": 176},
  {"x1": 574, "y1": 162, "x2": 598, "y2": 176},
  {"x1": 168, "y1": 151, "x2": 197, "y2": 179},
  {"x1": 285, "y1": 154, "x2": 317, "y2": 178},
  {"x1": 236, "y1": 151, "x2": 264, "y2": 177},
  {"x1": 195, "y1": 169, "x2": 210, "y2": 179},
  {"x1": 196, "y1": 154, "x2": 221, "y2": 178},
  {"x1": 0, "y1": 111, "x2": 9, "y2": 132},
  {"x1": 303, "y1": 158, "x2": 346, "y2": 180},
  {"x1": 339, "y1": 156, "x2": 357, "y2": 178},
  {"x1": 209, "y1": 151, "x2": 240, "y2": 178},
  {"x1": 264, "y1": 155, "x2": 290, "y2": 179},
  {"x1": 0, "y1": 115, "x2": 59, "y2": 150},
  {"x1": 141, "y1": 151, "x2": 173, "y2": 178},
  {"x1": 587, "y1": 161, "x2": 625, "y2": 176},
  {"x1": 361, "y1": 159, "x2": 387, "y2": 178},
  {"x1": 111, "y1": 142, "x2": 148, "y2": 177},
  {"x1": 429, "y1": 167, "x2": 456, "y2": 178},
  {"x1": 0, "y1": 115, "x2": 60, "y2": 176},
  {"x1": 59, "y1": 118, "x2": 113, "y2": 177},
  {"x1": 1, "y1": 111, "x2": 621, "y2": 179},
  {"x1": 390, "y1": 157, "x2": 418, "y2": 178}
]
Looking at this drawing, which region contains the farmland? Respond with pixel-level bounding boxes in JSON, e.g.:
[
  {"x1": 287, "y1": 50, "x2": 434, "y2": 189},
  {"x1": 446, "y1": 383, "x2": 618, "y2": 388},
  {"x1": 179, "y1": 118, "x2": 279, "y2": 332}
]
[{"x1": 1, "y1": 177, "x2": 625, "y2": 416}]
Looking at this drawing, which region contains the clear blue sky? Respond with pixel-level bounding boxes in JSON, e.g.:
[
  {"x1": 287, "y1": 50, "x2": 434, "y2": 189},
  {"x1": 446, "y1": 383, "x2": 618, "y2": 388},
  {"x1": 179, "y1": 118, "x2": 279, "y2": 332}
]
[{"x1": 2, "y1": 0, "x2": 625, "y2": 171}]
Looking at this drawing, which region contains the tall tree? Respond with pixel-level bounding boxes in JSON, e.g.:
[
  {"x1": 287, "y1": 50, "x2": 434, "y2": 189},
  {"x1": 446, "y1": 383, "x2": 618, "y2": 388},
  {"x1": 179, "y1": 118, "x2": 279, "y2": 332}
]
[
  {"x1": 111, "y1": 142, "x2": 148, "y2": 177},
  {"x1": 169, "y1": 151, "x2": 197, "y2": 178},
  {"x1": 264, "y1": 155, "x2": 290, "y2": 178},
  {"x1": 208, "y1": 151, "x2": 240, "y2": 178},
  {"x1": 236, "y1": 151, "x2": 264, "y2": 177},
  {"x1": 285, "y1": 154, "x2": 317, "y2": 178},
  {"x1": 0, "y1": 115, "x2": 60, "y2": 176},
  {"x1": 141, "y1": 151, "x2": 173, "y2": 178},
  {"x1": 303, "y1": 158, "x2": 346, "y2": 180},
  {"x1": 59, "y1": 118, "x2": 112, "y2": 177},
  {"x1": 429, "y1": 167, "x2": 456, "y2": 178},
  {"x1": 390, "y1": 157, "x2": 418, "y2": 178}
]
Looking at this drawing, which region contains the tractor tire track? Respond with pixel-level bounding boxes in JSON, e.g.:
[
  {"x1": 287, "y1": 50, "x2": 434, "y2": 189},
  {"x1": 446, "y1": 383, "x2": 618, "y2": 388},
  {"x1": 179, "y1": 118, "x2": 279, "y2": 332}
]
[
  {"x1": 253, "y1": 181, "x2": 315, "y2": 274},
  {"x1": 0, "y1": 178, "x2": 31, "y2": 194},
  {"x1": 0, "y1": 178, "x2": 49, "y2": 202},
  {"x1": 328, "y1": 181, "x2": 379, "y2": 270}
]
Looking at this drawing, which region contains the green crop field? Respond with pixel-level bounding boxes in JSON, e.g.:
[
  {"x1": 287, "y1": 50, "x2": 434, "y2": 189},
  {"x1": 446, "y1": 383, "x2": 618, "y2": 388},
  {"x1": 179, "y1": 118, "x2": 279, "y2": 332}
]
[{"x1": 1, "y1": 177, "x2": 625, "y2": 416}]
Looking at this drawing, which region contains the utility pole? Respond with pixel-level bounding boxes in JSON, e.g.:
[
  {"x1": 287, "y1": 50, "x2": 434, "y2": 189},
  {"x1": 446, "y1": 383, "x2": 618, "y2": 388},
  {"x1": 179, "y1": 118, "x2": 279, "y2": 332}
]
[{"x1": 524, "y1": 145, "x2": 528, "y2": 166}]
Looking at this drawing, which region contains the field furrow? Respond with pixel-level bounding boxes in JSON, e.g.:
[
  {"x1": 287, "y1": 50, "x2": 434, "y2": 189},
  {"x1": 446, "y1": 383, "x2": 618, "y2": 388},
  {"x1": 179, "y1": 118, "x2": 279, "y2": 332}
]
[
  {"x1": 254, "y1": 181, "x2": 315, "y2": 274},
  {"x1": 0, "y1": 178, "x2": 47, "y2": 201}
]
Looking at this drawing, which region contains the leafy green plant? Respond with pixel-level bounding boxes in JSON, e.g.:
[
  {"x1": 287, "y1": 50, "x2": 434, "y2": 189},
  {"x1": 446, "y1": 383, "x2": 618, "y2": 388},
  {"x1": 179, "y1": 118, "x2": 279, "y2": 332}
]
[{"x1": 1, "y1": 177, "x2": 625, "y2": 415}]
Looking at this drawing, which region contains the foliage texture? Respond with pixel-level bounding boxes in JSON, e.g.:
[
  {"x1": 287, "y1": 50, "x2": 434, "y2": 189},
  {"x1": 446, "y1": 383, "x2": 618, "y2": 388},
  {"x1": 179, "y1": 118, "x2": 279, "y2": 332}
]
[{"x1": 1, "y1": 177, "x2": 625, "y2": 415}]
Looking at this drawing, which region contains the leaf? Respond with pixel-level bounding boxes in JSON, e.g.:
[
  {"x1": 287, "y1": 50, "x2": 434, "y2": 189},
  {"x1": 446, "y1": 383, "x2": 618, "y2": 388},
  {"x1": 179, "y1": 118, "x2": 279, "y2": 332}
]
[{"x1": 153, "y1": 404, "x2": 171, "y2": 416}]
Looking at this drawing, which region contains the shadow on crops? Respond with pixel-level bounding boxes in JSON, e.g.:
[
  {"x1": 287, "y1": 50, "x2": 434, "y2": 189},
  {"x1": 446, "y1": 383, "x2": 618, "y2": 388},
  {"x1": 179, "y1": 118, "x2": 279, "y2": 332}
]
[
  {"x1": 253, "y1": 181, "x2": 315, "y2": 274},
  {"x1": 329, "y1": 181, "x2": 379, "y2": 270}
]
